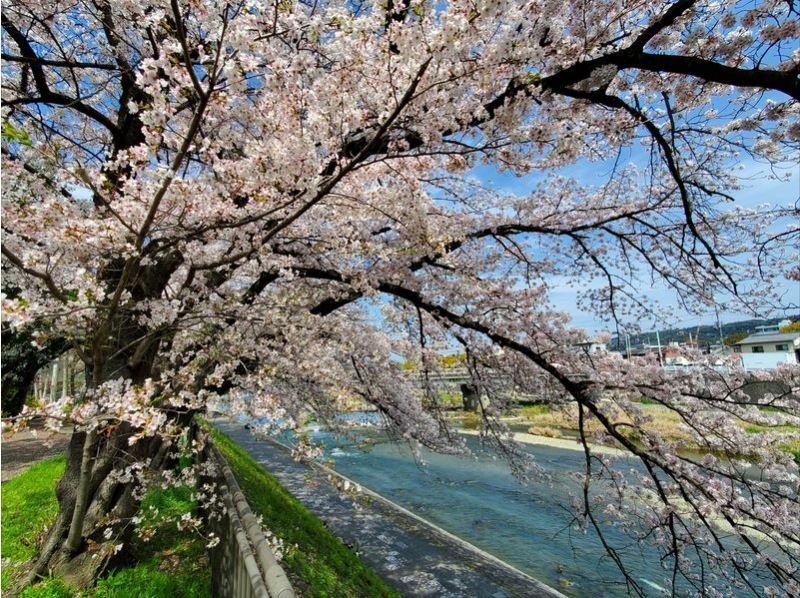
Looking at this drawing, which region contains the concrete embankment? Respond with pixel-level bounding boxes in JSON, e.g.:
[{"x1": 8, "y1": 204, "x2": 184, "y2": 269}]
[{"x1": 212, "y1": 419, "x2": 566, "y2": 598}]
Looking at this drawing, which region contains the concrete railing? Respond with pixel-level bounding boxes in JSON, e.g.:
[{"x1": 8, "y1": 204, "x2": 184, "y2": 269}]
[{"x1": 199, "y1": 431, "x2": 295, "y2": 598}]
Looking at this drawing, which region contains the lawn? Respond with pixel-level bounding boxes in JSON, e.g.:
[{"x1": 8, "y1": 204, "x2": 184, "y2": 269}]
[
  {"x1": 2, "y1": 456, "x2": 211, "y2": 597},
  {"x1": 205, "y1": 423, "x2": 400, "y2": 598},
  {"x1": 2, "y1": 457, "x2": 66, "y2": 593}
]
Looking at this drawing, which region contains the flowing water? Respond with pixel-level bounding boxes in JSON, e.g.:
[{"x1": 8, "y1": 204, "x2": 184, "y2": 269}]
[{"x1": 290, "y1": 419, "x2": 780, "y2": 597}]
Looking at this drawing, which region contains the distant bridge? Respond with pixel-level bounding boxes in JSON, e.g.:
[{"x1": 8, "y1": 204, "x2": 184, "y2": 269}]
[{"x1": 402, "y1": 368, "x2": 541, "y2": 405}]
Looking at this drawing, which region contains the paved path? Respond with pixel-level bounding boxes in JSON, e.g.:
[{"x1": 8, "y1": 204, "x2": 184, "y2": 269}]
[
  {"x1": 1, "y1": 423, "x2": 71, "y2": 482},
  {"x1": 213, "y1": 419, "x2": 563, "y2": 598}
]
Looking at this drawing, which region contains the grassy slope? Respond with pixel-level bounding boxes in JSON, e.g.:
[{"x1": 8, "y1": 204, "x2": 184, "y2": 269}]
[
  {"x1": 2, "y1": 457, "x2": 210, "y2": 597},
  {"x1": 206, "y1": 424, "x2": 400, "y2": 598},
  {"x1": 515, "y1": 403, "x2": 800, "y2": 461}
]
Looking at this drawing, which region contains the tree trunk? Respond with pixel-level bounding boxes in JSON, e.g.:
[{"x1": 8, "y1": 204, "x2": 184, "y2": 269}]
[
  {"x1": 16, "y1": 253, "x2": 185, "y2": 590},
  {"x1": 20, "y1": 421, "x2": 177, "y2": 590},
  {"x1": 49, "y1": 362, "x2": 58, "y2": 403},
  {"x1": 61, "y1": 356, "x2": 69, "y2": 399},
  {"x1": 17, "y1": 325, "x2": 197, "y2": 591},
  {"x1": 68, "y1": 360, "x2": 76, "y2": 396},
  {"x1": 42, "y1": 372, "x2": 49, "y2": 404}
]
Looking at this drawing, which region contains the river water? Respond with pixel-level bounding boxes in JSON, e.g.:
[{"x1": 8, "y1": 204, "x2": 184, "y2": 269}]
[{"x1": 292, "y1": 418, "x2": 779, "y2": 597}]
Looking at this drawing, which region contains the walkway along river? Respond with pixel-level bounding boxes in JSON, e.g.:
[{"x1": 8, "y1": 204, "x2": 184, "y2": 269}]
[
  {"x1": 212, "y1": 419, "x2": 563, "y2": 597},
  {"x1": 214, "y1": 418, "x2": 779, "y2": 597}
]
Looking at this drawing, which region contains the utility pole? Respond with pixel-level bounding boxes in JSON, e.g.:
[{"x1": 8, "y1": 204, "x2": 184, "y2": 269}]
[
  {"x1": 655, "y1": 328, "x2": 664, "y2": 366},
  {"x1": 714, "y1": 303, "x2": 725, "y2": 352}
]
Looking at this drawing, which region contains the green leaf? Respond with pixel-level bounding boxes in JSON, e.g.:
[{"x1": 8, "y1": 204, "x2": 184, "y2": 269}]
[{"x1": 2, "y1": 121, "x2": 32, "y2": 146}]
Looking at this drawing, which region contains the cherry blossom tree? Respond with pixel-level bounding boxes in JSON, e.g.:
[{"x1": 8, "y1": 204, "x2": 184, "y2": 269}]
[{"x1": 2, "y1": 0, "x2": 799, "y2": 593}]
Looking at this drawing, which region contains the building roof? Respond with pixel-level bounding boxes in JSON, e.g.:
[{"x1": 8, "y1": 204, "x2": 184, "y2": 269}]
[{"x1": 736, "y1": 332, "x2": 800, "y2": 345}]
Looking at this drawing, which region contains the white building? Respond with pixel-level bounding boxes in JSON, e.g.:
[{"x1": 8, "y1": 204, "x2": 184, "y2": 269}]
[
  {"x1": 734, "y1": 330, "x2": 800, "y2": 370},
  {"x1": 749, "y1": 320, "x2": 793, "y2": 335},
  {"x1": 571, "y1": 340, "x2": 608, "y2": 356}
]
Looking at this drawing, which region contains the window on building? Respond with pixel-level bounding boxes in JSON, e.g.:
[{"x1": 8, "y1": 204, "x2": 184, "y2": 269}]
[
  {"x1": 733, "y1": 346, "x2": 741, "y2": 353},
  {"x1": 752, "y1": 346, "x2": 764, "y2": 353},
  {"x1": 775, "y1": 344, "x2": 789, "y2": 351}
]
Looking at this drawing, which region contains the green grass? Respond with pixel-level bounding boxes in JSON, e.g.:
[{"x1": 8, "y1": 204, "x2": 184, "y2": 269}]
[
  {"x1": 2, "y1": 456, "x2": 210, "y2": 597},
  {"x1": 635, "y1": 397, "x2": 660, "y2": 405},
  {"x1": 743, "y1": 423, "x2": 798, "y2": 434},
  {"x1": 742, "y1": 422, "x2": 800, "y2": 463},
  {"x1": 205, "y1": 423, "x2": 400, "y2": 598},
  {"x1": 2, "y1": 457, "x2": 67, "y2": 591},
  {"x1": 519, "y1": 404, "x2": 552, "y2": 417},
  {"x1": 90, "y1": 483, "x2": 210, "y2": 598},
  {"x1": 437, "y1": 391, "x2": 462, "y2": 408}
]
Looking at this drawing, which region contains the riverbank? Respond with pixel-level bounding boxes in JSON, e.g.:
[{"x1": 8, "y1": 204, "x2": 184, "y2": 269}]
[
  {"x1": 457, "y1": 428, "x2": 629, "y2": 456},
  {"x1": 453, "y1": 402, "x2": 800, "y2": 463},
  {"x1": 205, "y1": 421, "x2": 400, "y2": 597},
  {"x1": 211, "y1": 418, "x2": 566, "y2": 597}
]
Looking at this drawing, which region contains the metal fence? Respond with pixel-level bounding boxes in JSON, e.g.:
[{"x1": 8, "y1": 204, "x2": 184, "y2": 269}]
[{"x1": 199, "y1": 431, "x2": 295, "y2": 598}]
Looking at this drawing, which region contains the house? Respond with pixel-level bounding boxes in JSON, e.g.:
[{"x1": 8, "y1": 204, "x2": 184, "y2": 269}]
[
  {"x1": 663, "y1": 344, "x2": 693, "y2": 366},
  {"x1": 572, "y1": 340, "x2": 608, "y2": 356},
  {"x1": 734, "y1": 330, "x2": 800, "y2": 370},
  {"x1": 749, "y1": 320, "x2": 792, "y2": 335}
]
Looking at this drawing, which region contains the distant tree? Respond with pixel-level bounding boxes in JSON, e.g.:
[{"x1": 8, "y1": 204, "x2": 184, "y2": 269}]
[
  {"x1": 1, "y1": 328, "x2": 65, "y2": 415},
  {"x1": 1, "y1": 285, "x2": 66, "y2": 415},
  {"x1": 723, "y1": 331, "x2": 750, "y2": 346},
  {"x1": 780, "y1": 321, "x2": 800, "y2": 334}
]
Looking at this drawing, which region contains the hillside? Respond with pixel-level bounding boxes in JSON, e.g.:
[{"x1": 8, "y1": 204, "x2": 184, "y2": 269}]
[{"x1": 610, "y1": 315, "x2": 800, "y2": 350}]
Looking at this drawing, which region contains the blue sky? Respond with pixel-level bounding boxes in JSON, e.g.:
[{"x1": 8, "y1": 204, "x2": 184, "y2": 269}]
[
  {"x1": 64, "y1": 123, "x2": 797, "y2": 337},
  {"x1": 469, "y1": 154, "x2": 800, "y2": 334}
]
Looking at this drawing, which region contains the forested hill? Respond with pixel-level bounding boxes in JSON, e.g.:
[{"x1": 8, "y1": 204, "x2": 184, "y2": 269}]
[{"x1": 610, "y1": 315, "x2": 800, "y2": 350}]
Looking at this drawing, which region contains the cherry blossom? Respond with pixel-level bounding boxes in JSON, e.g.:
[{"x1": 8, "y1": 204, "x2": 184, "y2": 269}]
[{"x1": 2, "y1": 0, "x2": 798, "y2": 594}]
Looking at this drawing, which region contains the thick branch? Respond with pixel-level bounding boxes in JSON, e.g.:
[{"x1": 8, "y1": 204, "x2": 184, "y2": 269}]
[
  {"x1": 1, "y1": 53, "x2": 118, "y2": 70},
  {"x1": 2, "y1": 16, "x2": 120, "y2": 134},
  {"x1": 1, "y1": 244, "x2": 68, "y2": 302}
]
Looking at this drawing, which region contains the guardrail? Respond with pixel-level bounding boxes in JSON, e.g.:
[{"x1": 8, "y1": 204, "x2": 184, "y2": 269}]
[{"x1": 198, "y1": 429, "x2": 295, "y2": 598}]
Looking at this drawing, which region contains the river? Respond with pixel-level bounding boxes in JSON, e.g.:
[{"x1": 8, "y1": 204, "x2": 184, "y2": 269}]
[{"x1": 293, "y1": 417, "x2": 780, "y2": 597}]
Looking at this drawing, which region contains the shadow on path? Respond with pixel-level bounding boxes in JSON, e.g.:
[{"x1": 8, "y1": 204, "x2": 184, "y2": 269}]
[
  {"x1": 213, "y1": 419, "x2": 564, "y2": 598},
  {"x1": 1, "y1": 422, "x2": 70, "y2": 482}
]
